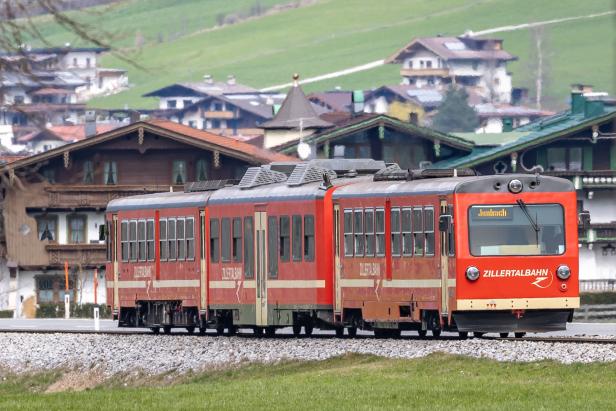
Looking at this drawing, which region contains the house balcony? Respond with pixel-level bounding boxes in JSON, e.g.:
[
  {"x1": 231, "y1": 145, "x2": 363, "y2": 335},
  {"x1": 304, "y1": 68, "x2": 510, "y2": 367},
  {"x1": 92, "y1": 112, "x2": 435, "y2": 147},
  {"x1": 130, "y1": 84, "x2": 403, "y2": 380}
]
[
  {"x1": 43, "y1": 243, "x2": 107, "y2": 268},
  {"x1": 203, "y1": 111, "x2": 236, "y2": 119},
  {"x1": 579, "y1": 222, "x2": 616, "y2": 244},
  {"x1": 541, "y1": 170, "x2": 616, "y2": 190},
  {"x1": 400, "y1": 68, "x2": 451, "y2": 78}
]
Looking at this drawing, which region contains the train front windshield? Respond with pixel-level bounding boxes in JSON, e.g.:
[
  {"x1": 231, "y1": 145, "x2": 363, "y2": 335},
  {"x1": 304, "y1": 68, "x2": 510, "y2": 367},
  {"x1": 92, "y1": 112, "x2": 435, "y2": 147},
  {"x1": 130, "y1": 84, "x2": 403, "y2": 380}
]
[{"x1": 468, "y1": 203, "x2": 565, "y2": 256}]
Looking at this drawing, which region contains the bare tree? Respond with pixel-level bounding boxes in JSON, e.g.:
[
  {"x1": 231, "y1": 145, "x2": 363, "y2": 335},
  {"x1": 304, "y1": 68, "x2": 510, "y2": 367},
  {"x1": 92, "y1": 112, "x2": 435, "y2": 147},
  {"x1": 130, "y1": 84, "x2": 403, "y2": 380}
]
[{"x1": 529, "y1": 26, "x2": 552, "y2": 109}]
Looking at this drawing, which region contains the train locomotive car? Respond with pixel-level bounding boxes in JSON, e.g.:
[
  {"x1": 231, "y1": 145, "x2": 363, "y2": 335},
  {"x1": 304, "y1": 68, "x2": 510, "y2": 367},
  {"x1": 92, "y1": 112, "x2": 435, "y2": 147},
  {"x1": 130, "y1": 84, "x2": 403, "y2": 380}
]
[
  {"x1": 332, "y1": 167, "x2": 579, "y2": 337},
  {"x1": 105, "y1": 160, "x2": 580, "y2": 337}
]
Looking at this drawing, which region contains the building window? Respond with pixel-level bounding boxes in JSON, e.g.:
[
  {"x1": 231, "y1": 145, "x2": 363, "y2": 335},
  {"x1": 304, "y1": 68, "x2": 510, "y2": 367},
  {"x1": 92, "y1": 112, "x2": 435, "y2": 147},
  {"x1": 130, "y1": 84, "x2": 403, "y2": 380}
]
[
  {"x1": 103, "y1": 161, "x2": 117, "y2": 185},
  {"x1": 43, "y1": 169, "x2": 55, "y2": 183},
  {"x1": 221, "y1": 217, "x2": 231, "y2": 262},
  {"x1": 168, "y1": 219, "x2": 176, "y2": 260},
  {"x1": 83, "y1": 160, "x2": 94, "y2": 184},
  {"x1": 402, "y1": 208, "x2": 413, "y2": 256},
  {"x1": 137, "y1": 220, "x2": 146, "y2": 261},
  {"x1": 364, "y1": 209, "x2": 375, "y2": 257},
  {"x1": 129, "y1": 220, "x2": 137, "y2": 261},
  {"x1": 73, "y1": 57, "x2": 77, "y2": 67},
  {"x1": 177, "y1": 218, "x2": 186, "y2": 260},
  {"x1": 211, "y1": 119, "x2": 221, "y2": 129},
  {"x1": 146, "y1": 219, "x2": 155, "y2": 261},
  {"x1": 86, "y1": 57, "x2": 91, "y2": 68},
  {"x1": 375, "y1": 208, "x2": 385, "y2": 257},
  {"x1": 420, "y1": 60, "x2": 425, "y2": 69},
  {"x1": 172, "y1": 160, "x2": 186, "y2": 184},
  {"x1": 292, "y1": 215, "x2": 302, "y2": 262},
  {"x1": 304, "y1": 215, "x2": 315, "y2": 262},
  {"x1": 354, "y1": 209, "x2": 364, "y2": 256},
  {"x1": 14, "y1": 95, "x2": 24, "y2": 104},
  {"x1": 343, "y1": 209, "x2": 353, "y2": 257},
  {"x1": 210, "y1": 219, "x2": 219, "y2": 263},
  {"x1": 159, "y1": 219, "x2": 168, "y2": 261},
  {"x1": 196, "y1": 159, "x2": 209, "y2": 182},
  {"x1": 121, "y1": 221, "x2": 129, "y2": 261},
  {"x1": 413, "y1": 208, "x2": 424, "y2": 256},
  {"x1": 268, "y1": 216, "x2": 278, "y2": 277},
  {"x1": 167, "y1": 100, "x2": 177, "y2": 109},
  {"x1": 243, "y1": 217, "x2": 254, "y2": 278},
  {"x1": 183, "y1": 99, "x2": 192, "y2": 108},
  {"x1": 391, "y1": 208, "x2": 401, "y2": 257},
  {"x1": 232, "y1": 217, "x2": 242, "y2": 262},
  {"x1": 425, "y1": 207, "x2": 435, "y2": 256},
  {"x1": 279, "y1": 216, "x2": 290, "y2": 262},
  {"x1": 36, "y1": 215, "x2": 58, "y2": 241},
  {"x1": 67, "y1": 214, "x2": 87, "y2": 244},
  {"x1": 426, "y1": 61, "x2": 432, "y2": 68},
  {"x1": 36, "y1": 276, "x2": 54, "y2": 303},
  {"x1": 186, "y1": 218, "x2": 195, "y2": 260}
]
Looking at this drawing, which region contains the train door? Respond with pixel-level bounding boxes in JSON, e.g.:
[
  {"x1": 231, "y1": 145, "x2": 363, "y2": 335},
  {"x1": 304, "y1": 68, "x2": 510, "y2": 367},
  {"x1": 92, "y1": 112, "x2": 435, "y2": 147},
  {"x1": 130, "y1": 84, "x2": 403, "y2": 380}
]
[
  {"x1": 333, "y1": 204, "x2": 342, "y2": 314},
  {"x1": 112, "y1": 214, "x2": 119, "y2": 314},
  {"x1": 254, "y1": 211, "x2": 268, "y2": 326},
  {"x1": 439, "y1": 200, "x2": 449, "y2": 316},
  {"x1": 199, "y1": 210, "x2": 207, "y2": 316}
]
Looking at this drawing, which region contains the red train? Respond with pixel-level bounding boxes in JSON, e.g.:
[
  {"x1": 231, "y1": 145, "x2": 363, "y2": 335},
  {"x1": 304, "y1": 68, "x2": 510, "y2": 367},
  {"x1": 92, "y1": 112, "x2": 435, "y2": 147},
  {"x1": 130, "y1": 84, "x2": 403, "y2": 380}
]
[{"x1": 104, "y1": 159, "x2": 580, "y2": 337}]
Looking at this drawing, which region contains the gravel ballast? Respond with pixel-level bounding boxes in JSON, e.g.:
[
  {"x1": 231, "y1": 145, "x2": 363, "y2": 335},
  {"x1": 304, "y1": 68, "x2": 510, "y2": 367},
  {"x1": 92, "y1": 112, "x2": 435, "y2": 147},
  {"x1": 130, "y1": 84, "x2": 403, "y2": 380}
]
[{"x1": 1, "y1": 333, "x2": 615, "y2": 376}]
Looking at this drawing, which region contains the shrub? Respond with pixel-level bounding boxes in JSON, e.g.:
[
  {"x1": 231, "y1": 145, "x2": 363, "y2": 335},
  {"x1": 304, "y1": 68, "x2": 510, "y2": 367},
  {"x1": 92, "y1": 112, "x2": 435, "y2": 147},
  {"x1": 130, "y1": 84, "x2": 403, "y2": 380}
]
[
  {"x1": 36, "y1": 303, "x2": 111, "y2": 319},
  {"x1": 580, "y1": 292, "x2": 616, "y2": 305},
  {"x1": 0, "y1": 310, "x2": 13, "y2": 318}
]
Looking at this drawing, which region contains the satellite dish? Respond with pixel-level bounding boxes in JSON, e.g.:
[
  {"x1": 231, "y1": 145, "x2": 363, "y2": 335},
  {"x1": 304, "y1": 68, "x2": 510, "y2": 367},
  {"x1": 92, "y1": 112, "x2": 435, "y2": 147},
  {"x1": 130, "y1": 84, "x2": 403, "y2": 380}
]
[{"x1": 297, "y1": 142, "x2": 311, "y2": 160}]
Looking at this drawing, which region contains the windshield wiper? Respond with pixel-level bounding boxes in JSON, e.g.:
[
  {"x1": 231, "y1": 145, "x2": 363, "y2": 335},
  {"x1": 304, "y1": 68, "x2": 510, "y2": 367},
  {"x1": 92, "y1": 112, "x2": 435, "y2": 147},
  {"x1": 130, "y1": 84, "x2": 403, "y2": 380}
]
[{"x1": 516, "y1": 199, "x2": 540, "y2": 233}]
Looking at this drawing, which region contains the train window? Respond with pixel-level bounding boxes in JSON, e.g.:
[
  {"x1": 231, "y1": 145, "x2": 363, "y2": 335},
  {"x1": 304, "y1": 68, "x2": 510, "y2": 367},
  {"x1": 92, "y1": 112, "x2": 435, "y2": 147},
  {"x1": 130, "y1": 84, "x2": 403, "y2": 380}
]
[
  {"x1": 279, "y1": 216, "x2": 290, "y2": 262},
  {"x1": 146, "y1": 219, "x2": 155, "y2": 261},
  {"x1": 137, "y1": 220, "x2": 146, "y2": 262},
  {"x1": 391, "y1": 208, "x2": 401, "y2": 257},
  {"x1": 120, "y1": 221, "x2": 128, "y2": 262},
  {"x1": 343, "y1": 209, "x2": 353, "y2": 257},
  {"x1": 424, "y1": 207, "x2": 435, "y2": 256},
  {"x1": 244, "y1": 217, "x2": 254, "y2": 278},
  {"x1": 232, "y1": 218, "x2": 242, "y2": 263},
  {"x1": 200, "y1": 214, "x2": 205, "y2": 260},
  {"x1": 447, "y1": 205, "x2": 455, "y2": 256},
  {"x1": 221, "y1": 218, "x2": 231, "y2": 262},
  {"x1": 268, "y1": 216, "x2": 278, "y2": 277},
  {"x1": 354, "y1": 209, "x2": 364, "y2": 256},
  {"x1": 168, "y1": 219, "x2": 177, "y2": 260},
  {"x1": 365, "y1": 209, "x2": 375, "y2": 257},
  {"x1": 402, "y1": 208, "x2": 413, "y2": 256},
  {"x1": 129, "y1": 220, "x2": 137, "y2": 262},
  {"x1": 375, "y1": 208, "x2": 385, "y2": 257},
  {"x1": 304, "y1": 215, "x2": 315, "y2": 262},
  {"x1": 186, "y1": 218, "x2": 195, "y2": 260},
  {"x1": 292, "y1": 215, "x2": 302, "y2": 262},
  {"x1": 210, "y1": 219, "x2": 220, "y2": 263},
  {"x1": 413, "y1": 208, "x2": 424, "y2": 256},
  {"x1": 159, "y1": 219, "x2": 168, "y2": 261},
  {"x1": 177, "y1": 218, "x2": 186, "y2": 260}
]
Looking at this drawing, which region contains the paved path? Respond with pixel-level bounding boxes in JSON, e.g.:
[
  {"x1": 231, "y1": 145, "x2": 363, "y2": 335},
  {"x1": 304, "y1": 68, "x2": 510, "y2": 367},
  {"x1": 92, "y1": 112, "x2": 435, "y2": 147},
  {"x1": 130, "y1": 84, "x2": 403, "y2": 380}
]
[{"x1": 0, "y1": 318, "x2": 614, "y2": 337}]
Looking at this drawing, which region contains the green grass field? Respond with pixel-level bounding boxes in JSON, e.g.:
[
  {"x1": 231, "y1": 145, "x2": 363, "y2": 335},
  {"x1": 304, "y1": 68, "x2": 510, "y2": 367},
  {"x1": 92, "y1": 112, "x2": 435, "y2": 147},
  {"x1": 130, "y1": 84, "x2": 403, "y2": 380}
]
[
  {"x1": 2, "y1": 353, "x2": 616, "y2": 410},
  {"x1": 27, "y1": 0, "x2": 616, "y2": 110}
]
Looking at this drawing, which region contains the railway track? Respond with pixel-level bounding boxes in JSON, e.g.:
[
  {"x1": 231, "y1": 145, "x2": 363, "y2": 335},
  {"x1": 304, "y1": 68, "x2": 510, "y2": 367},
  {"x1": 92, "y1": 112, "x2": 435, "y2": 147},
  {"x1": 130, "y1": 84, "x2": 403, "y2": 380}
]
[{"x1": 1, "y1": 328, "x2": 615, "y2": 344}]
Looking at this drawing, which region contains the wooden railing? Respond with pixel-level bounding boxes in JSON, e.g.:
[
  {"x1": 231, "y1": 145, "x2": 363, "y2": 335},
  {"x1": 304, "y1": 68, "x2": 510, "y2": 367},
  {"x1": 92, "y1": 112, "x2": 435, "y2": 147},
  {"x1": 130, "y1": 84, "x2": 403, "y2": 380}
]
[
  {"x1": 44, "y1": 243, "x2": 106, "y2": 267},
  {"x1": 580, "y1": 279, "x2": 616, "y2": 292}
]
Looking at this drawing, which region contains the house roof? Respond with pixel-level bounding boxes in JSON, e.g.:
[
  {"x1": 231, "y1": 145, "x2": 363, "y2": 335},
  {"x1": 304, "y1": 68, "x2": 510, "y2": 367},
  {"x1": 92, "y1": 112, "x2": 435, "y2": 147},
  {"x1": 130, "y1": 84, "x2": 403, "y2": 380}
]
[
  {"x1": 308, "y1": 91, "x2": 352, "y2": 112},
  {"x1": 261, "y1": 81, "x2": 334, "y2": 130},
  {"x1": 387, "y1": 36, "x2": 516, "y2": 64},
  {"x1": 274, "y1": 113, "x2": 475, "y2": 154},
  {"x1": 17, "y1": 124, "x2": 119, "y2": 143},
  {"x1": 434, "y1": 104, "x2": 616, "y2": 169},
  {"x1": 3, "y1": 120, "x2": 296, "y2": 173},
  {"x1": 474, "y1": 103, "x2": 553, "y2": 118},
  {"x1": 177, "y1": 93, "x2": 286, "y2": 120},
  {"x1": 143, "y1": 78, "x2": 258, "y2": 98}
]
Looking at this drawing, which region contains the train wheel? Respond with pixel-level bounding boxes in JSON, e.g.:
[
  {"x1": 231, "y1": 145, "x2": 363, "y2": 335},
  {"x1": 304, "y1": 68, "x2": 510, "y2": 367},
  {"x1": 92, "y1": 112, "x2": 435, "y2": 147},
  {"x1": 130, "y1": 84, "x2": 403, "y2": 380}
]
[
  {"x1": 347, "y1": 326, "x2": 358, "y2": 338},
  {"x1": 227, "y1": 326, "x2": 238, "y2": 336},
  {"x1": 335, "y1": 327, "x2": 344, "y2": 338},
  {"x1": 514, "y1": 332, "x2": 526, "y2": 339},
  {"x1": 500, "y1": 332, "x2": 509, "y2": 338},
  {"x1": 150, "y1": 327, "x2": 160, "y2": 334},
  {"x1": 253, "y1": 327, "x2": 264, "y2": 336},
  {"x1": 198, "y1": 327, "x2": 206, "y2": 336},
  {"x1": 431, "y1": 328, "x2": 441, "y2": 338},
  {"x1": 265, "y1": 327, "x2": 276, "y2": 337},
  {"x1": 163, "y1": 326, "x2": 172, "y2": 335},
  {"x1": 216, "y1": 325, "x2": 225, "y2": 336},
  {"x1": 304, "y1": 323, "x2": 314, "y2": 337},
  {"x1": 473, "y1": 332, "x2": 485, "y2": 338},
  {"x1": 418, "y1": 329, "x2": 427, "y2": 338},
  {"x1": 292, "y1": 323, "x2": 301, "y2": 337},
  {"x1": 186, "y1": 326, "x2": 195, "y2": 335},
  {"x1": 389, "y1": 329, "x2": 401, "y2": 338},
  {"x1": 458, "y1": 331, "x2": 468, "y2": 340}
]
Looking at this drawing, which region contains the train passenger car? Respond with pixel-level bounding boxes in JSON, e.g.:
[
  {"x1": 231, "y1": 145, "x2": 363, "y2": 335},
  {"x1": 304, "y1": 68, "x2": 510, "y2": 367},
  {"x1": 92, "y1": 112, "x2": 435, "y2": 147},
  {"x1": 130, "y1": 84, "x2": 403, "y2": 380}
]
[{"x1": 332, "y1": 168, "x2": 579, "y2": 337}]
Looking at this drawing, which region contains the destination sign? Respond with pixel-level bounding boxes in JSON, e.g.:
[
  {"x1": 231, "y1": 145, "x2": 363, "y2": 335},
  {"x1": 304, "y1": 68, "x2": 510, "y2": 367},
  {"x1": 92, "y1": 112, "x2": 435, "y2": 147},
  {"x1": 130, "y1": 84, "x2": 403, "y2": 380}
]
[{"x1": 470, "y1": 206, "x2": 513, "y2": 220}]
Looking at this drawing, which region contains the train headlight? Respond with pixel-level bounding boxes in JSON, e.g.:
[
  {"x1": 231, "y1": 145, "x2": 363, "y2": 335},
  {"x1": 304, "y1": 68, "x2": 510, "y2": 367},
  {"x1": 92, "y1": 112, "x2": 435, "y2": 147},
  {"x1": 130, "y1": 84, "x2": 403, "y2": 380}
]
[
  {"x1": 466, "y1": 266, "x2": 480, "y2": 281},
  {"x1": 556, "y1": 265, "x2": 571, "y2": 280},
  {"x1": 508, "y1": 179, "x2": 523, "y2": 193}
]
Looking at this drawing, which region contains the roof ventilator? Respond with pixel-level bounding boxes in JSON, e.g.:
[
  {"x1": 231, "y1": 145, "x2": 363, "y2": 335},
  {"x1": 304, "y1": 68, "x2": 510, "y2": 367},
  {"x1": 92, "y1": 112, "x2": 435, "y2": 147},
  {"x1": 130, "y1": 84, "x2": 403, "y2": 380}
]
[
  {"x1": 184, "y1": 179, "x2": 237, "y2": 193},
  {"x1": 373, "y1": 163, "x2": 408, "y2": 181},
  {"x1": 287, "y1": 163, "x2": 338, "y2": 187},
  {"x1": 408, "y1": 168, "x2": 476, "y2": 180},
  {"x1": 238, "y1": 166, "x2": 288, "y2": 189}
]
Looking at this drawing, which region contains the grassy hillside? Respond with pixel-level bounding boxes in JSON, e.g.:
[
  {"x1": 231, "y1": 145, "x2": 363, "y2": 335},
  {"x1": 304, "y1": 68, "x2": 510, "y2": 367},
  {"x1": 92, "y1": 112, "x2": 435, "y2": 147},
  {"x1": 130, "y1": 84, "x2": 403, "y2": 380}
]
[{"x1": 31, "y1": 0, "x2": 615, "y2": 110}]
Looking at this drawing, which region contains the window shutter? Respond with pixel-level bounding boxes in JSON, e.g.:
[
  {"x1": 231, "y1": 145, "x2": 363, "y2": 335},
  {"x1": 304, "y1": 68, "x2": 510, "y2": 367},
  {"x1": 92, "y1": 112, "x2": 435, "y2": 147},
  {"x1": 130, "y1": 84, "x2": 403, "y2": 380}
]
[{"x1": 583, "y1": 146, "x2": 593, "y2": 171}]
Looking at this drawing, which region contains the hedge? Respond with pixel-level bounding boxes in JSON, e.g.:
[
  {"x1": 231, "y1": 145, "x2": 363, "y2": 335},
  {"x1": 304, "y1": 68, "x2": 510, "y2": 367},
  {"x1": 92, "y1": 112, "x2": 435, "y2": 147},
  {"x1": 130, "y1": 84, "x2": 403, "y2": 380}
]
[
  {"x1": 36, "y1": 303, "x2": 111, "y2": 319},
  {"x1": 0, "y1": 310, "x2": 13, "y2": 318},
  {"x1": 580, "y1": 292, "x2": 616, "y2": 305}
]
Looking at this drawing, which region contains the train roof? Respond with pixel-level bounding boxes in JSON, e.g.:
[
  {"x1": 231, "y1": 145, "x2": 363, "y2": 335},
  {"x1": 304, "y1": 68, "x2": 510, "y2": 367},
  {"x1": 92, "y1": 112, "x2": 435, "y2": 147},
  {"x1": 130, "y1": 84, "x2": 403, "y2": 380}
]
[
  {"x1": 332, "y1": 174, "x2": 574, "y2": 199},
  {"x1": 107, "y1": 190, "x2": 214, "y2": 212}
]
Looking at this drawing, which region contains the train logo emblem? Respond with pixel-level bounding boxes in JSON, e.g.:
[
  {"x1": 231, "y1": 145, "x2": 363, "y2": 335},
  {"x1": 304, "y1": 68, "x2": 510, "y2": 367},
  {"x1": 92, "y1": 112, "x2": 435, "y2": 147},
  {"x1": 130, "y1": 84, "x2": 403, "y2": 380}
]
[{"x1": 482, "y1": 268, "x2": 554, "y2": 288}]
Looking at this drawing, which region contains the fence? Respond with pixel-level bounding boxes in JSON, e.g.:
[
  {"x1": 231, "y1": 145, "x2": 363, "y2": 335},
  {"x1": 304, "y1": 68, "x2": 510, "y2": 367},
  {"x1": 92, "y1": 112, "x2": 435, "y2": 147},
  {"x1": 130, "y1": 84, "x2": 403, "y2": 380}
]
[
  {"x1": 574, "y1": 303, "x2": 616, "y2": 321},
  {"x1": 580, "y1": 279, "x2": 616, "y2": 293}
]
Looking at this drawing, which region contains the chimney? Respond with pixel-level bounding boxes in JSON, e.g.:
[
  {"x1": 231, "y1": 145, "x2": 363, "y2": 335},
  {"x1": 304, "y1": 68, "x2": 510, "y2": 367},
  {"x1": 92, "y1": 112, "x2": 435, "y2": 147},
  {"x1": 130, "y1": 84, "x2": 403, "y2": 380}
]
[
  {"x1": 227, "y1": 75, "x2": 236, "y2": 85},
  {"x1": 502, "y1": 117, "x2": 513, "y2": 132},
  {"x1": 129, "y1": 110, "x2": 140, "y2": 124},
  {"x1": 352, "y1": 90, "x2": 365, "y2": 114},
  {"x1": 272, "y1": 104, "x2": 281, "y2": 116},
  {"x1": 584, "y1": 97, "x2": 605, "y2": 118},
  {"x1": 203, "y1": 74, "x2": 214, "y2": 84},
  {"x1": 85, "y1": 110, "x2": 96, "y2": 137},
  {"x1": 570, "y1": 89, "x2": 585, "y2": 115}
]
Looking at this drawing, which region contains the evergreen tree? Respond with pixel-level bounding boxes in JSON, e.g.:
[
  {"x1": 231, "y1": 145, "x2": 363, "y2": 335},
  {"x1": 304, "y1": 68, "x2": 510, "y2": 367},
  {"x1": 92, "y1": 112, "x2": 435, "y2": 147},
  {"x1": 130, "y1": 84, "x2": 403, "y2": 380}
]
[{"x1": 432, "y1": 87, "x2": 480, "y2": 133}]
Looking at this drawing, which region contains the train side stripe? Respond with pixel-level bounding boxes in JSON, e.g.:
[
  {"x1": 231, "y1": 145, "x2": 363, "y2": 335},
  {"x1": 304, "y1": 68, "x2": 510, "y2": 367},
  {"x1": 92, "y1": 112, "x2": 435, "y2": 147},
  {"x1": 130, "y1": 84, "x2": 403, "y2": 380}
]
[
  {"x1": 340, "y1": 279, "x2": 374, "y2": 287},
  {"x1": 267, "y1": 280, "x2": 326, "y2": 289},
  {"x1": 457, "y1": 297, "x2": 580, "y2": 310},
  {"x1": 339, "y1": 278, "x2": 457, "y2": 288},
  {"x1": 153, "y1": 280, "x2": 200, "y2": 288}
]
